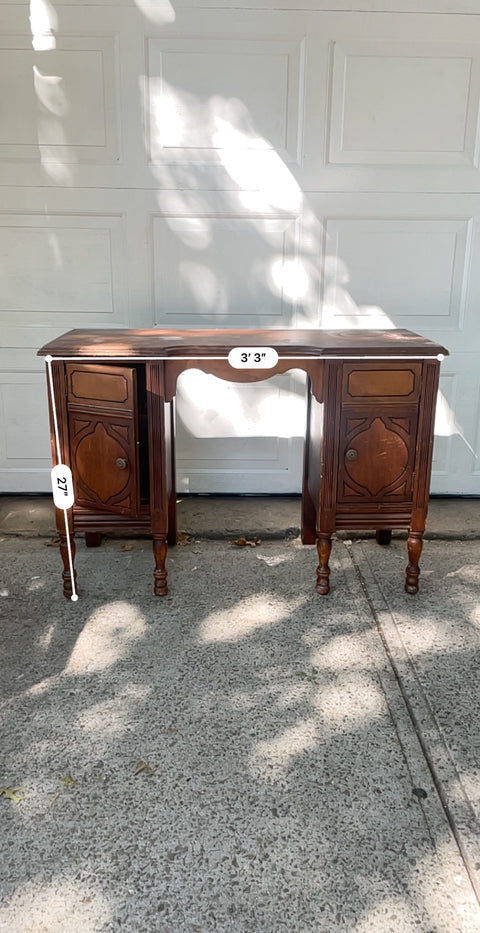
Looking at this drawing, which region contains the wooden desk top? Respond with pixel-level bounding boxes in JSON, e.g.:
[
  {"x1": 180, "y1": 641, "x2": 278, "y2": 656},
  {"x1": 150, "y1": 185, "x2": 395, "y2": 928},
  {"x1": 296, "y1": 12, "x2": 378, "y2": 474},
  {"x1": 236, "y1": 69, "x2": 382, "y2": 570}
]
[{"x1": 38, "y1": 328, "x2": 448, "y2": 360}]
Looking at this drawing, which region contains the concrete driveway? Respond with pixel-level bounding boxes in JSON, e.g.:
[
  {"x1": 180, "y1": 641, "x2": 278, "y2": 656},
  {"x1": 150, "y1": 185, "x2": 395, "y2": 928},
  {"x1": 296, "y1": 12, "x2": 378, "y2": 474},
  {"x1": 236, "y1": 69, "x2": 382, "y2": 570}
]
[{"x1": 1, "y1": 495, "x2": 480, "y2": 932}]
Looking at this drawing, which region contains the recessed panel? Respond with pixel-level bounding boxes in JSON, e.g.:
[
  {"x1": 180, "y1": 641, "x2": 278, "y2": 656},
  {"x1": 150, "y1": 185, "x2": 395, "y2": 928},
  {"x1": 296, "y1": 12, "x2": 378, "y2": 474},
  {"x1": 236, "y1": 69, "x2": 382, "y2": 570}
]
[
  {"x1": 323, "y1": 217, "x2": 471, "y2": 330},
  {"x1": 175, "y1": 371, "x2": 306, "y2": 494},
  {"x1": 344, "y1": 365, "x2": 421, "y2": 400},
  {"x1": 0, "y1": 376, "x2": 50, "y2": 463},
  {"x1": 66, "y1": 365, "x2": 135, "y2": 410},
  {"x1": 147, "y1": 38, "x2": 304, "y2": 164},
  {"x1": 431, "y1": 361, "x2": 480, "y2": 494},
  {"x1": 433, "y1": 372, "x2": 457, "y2": 479},
  {"x1": 0, "y1": 37, "x2": 119, "y2": 162},
  {"x1": 153, "y1": 214, "x2": 300, "y2": 327},
  {"x1": 329, "y1": 42, "x2": 480, "y2": 165},
  {"x1": 0, "y1": 214, "x2": 127, "y2": 324}
]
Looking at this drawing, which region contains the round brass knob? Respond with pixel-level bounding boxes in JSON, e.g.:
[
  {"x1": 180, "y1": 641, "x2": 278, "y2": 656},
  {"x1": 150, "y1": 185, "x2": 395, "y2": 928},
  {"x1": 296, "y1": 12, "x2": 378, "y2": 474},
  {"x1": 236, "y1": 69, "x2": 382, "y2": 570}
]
[
  {"x1": 346, "y1": 448, "x2": 358, "y2": 461},
  {"x1": 116, "y1": 457, "x2": 127, "y2": 470}
]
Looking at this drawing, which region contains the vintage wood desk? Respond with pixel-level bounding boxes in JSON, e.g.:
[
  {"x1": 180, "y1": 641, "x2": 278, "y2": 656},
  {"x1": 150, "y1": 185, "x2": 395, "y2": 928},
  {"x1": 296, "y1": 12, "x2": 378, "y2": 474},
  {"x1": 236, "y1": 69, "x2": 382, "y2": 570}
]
[{"x1": 38, "y1": 328, "x2": 448, "y2": 599}]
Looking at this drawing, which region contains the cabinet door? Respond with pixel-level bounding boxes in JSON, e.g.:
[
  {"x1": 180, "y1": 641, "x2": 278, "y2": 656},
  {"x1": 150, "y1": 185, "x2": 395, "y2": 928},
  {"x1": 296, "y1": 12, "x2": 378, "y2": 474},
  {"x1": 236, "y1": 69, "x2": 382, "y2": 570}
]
[
  {"x1": 66, "y1": 364, "x2": 140, "y2": 517},
  {"x1": 337, "y1": 362, "x2": 421, "y2": 505},
  {"x1": 338, "y1": 409, "x2": 418, "y2": 503}
]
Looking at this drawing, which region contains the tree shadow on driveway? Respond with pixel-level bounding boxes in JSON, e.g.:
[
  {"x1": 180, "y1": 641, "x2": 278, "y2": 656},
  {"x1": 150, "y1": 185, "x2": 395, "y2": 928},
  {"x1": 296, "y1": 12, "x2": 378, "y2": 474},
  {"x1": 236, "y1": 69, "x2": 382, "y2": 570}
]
[{"x1": 0, "y1": 535, "x2": 479, "y2": 932}]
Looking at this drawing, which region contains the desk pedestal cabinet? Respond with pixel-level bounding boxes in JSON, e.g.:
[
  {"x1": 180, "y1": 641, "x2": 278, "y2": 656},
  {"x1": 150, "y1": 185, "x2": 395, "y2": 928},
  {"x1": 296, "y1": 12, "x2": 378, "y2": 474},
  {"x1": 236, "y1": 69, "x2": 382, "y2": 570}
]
[{"x1": 38, "y1": 328, "x2": 447, "y2": 599}]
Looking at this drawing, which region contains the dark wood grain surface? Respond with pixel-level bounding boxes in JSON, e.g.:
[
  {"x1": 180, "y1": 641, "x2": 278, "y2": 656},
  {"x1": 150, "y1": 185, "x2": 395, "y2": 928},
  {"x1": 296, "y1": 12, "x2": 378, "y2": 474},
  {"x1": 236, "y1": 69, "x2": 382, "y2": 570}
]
[{"x1": 38, "y1": 328, "x2": 448, "y2": 359}]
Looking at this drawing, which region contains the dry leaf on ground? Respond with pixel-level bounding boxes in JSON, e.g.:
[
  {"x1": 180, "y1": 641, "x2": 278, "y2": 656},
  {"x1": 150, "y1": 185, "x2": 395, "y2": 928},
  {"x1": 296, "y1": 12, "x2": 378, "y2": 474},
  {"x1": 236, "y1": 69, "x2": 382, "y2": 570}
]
[
  {"x1": 0, "y1": 786, "x2": 23, "y2": 803},
  {"x1": 231, "y1": 536, "x2": 262, "y2": 548},
  {"x1": 59, "y1": 774, "x2": 75, "y2": 788},
  {"x1": 177, "y1": 531, "x2": 194, "y2": 545},
  {"x1": 134, "y1": 760, "x2": 155, "y2": 776}
]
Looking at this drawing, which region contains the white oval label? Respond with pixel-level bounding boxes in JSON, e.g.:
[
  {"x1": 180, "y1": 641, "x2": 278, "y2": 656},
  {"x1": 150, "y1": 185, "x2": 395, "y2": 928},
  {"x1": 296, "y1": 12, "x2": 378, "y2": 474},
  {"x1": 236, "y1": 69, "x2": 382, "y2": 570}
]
[
  {"x1": 228, "y1": 347, "x2": 279, "y2": 370},
  {"x1": 51, "y1": 464, "x2": 75, "y2": 509}
]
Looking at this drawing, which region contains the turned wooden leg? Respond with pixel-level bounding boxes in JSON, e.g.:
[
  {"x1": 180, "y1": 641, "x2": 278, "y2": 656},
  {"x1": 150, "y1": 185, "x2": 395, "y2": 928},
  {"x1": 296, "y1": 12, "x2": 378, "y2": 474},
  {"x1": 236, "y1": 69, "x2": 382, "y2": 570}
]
[
  {"x1": 316, "y1": 533, "x2": 332, "y2": 595},
  {"x1": 405, "y1": 530, "x2": 423, "y2": 595},
  {"x1": 85, "y1": 532, "x2": 102, "y2": 548},
  {"x1": 59, "y1": 533, "x2": 77, "y2": 599},
  {"x1": 153, "y1": 534, "x2": 168, "y2": 596},
  {"x1": 376, "y1": 529, "x2": 392, "y2": 546}
]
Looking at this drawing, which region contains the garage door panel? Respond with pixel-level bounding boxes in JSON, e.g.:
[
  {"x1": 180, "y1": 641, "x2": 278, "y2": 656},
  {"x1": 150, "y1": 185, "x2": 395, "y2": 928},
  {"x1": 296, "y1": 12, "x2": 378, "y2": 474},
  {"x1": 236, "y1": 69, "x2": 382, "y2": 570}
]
[
  {"x1": 152, "y1": 212, "x2": 315, "y2": 328},
  {"x1": 175, "y1": 371, "x2": 307, "y2": 495},
  {"x1": 146, "y1": 36, "x2": 305, "y2": 168},
  {"x1": 432, "y1": 359, "x2": 480, "y2": 494},
  {"x1": 310, "y1": 194, "x2": 480, "y2": 339},
  {"x1": 0, "y1": 373, "x2": 51, "y2": 492},
  {"x1": 328, "y1": 41, "x2": 480, "y2": 167},
  {"x1": 0, "y1": 213, "x2": 129, "y2": 331},
  {"x1": 0, "y1": 34, "x2": 119, "y2": 166},
  {"x1": 321, "y1": 215, "x2": 472, "y2": 333}
]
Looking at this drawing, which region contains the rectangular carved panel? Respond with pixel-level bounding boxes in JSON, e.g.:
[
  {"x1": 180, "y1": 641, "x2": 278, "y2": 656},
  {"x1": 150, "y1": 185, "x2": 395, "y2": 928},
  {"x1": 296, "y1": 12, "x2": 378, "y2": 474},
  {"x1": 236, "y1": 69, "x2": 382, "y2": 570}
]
[
  {"x1": 342, "y1": 363, "x2": 422, "y2": 401},
  {"x1": 66, "y1": 364, "x2": 136, "y2": 412}
]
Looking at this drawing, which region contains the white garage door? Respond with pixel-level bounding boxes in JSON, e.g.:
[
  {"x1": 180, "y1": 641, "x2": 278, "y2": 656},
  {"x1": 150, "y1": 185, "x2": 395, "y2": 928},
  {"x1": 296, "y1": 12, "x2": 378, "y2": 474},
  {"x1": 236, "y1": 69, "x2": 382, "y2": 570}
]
[{"x1": 1, "y1": 1, "x2": 479, "y2": 495}]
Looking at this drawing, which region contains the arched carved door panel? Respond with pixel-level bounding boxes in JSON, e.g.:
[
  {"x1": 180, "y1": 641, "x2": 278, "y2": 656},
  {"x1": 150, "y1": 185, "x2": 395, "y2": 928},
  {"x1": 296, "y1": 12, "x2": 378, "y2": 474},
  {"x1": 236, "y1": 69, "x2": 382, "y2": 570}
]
[
  {"x1": 69, "y1": 414, "x2": 139, "y2": 515},
  {"x1": 338, "y1": 410, "x2": 418, "y2": 503},
  {"x1": 66, "y1": 363, "x2": 140, "y2": 518}
]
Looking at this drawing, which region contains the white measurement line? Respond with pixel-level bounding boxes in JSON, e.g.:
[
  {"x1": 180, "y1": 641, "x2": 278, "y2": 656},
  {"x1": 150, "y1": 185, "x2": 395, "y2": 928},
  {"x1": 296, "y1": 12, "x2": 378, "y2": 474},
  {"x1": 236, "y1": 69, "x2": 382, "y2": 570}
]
[
  {"x1": 43, "y1": 353, "x2": 445, "y2": 362},
  {"x1": 46, "y1": 355, "x2": 78, "y2": 602}
]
